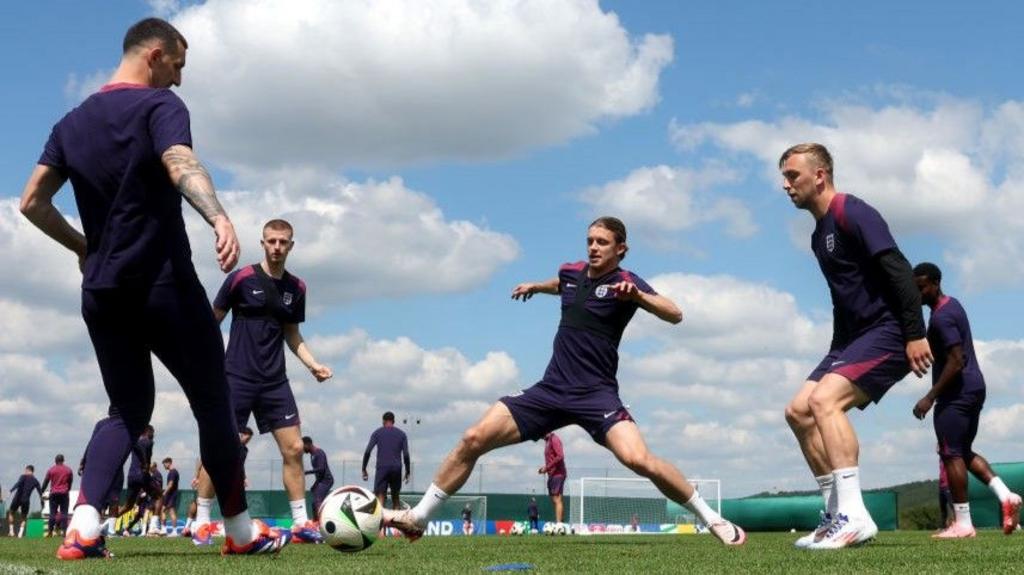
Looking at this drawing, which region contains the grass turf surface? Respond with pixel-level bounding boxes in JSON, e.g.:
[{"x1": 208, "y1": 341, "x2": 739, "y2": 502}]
[{"x1": 0, "y1": 531, "x2": 1021, "y2": 574}]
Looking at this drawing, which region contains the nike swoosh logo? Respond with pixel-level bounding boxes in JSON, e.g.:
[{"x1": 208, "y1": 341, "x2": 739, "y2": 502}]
[
  {"x1": 830, "y1": 360, "x2": 846, "y2": 367},
  {"x1": 252, "y1": 290, "x2": 264, "y2": 295},
  {"x1": 841, "y1": 473, "x2": 854, "y2": 479},
  {"x1": 566, "y1": 283, "x2": 576, "y2": 288},
  {"x1": 284, "y1": 413, "x2": 296, "y2": 420},
  {"x1": 603, "y1": 411, "x2": 618, "y2": 419}
]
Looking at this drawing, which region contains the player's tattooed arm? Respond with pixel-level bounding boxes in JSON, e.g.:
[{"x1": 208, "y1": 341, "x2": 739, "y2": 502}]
[
  {"x1": 162, "y1": 145, "x2": 225, "y2": 223},
  {"x1": 161, "y1": 145, "x2": 240, "y2": 271}
]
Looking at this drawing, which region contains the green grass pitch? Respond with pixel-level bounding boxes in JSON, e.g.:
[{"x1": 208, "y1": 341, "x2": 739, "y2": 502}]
[{"x1": 0, "y1": 531, "x2": 1020, "y2": 574}]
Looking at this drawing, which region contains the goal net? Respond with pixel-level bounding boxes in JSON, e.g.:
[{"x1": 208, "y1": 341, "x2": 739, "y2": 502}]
[
  {"x1": 570, "y1": 477, "x2": 720, "y2": 534},
  {"x1": 396, "y1": 494, "x2": 487, "y2": 536}
]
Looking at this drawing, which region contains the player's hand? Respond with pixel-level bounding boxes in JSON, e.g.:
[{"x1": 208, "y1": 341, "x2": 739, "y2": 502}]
[
  {"x1": 190, "y1": 478, "x2": 199, "y2": 488},
  {"x1": 906, "y1": 338, "x2": 933, "y2": 377},
  {"x1": 361, "y1": 471, "x2": 368, "y2": 481},
  {"x1": 538, "y1": 467, "x2": 545, "y2": 475},
  {"x1": 310, "y1": 363, "x2": 333, "y2": 382},
  {"x1": 404, "y1": 474, "x2": 410, "y2": 484},
  {"x1": 212, "y1": 215, "x2": 240, "y2": 272},
  {"x1": 609, "y1": 281, "x2": 641, "y2": 302},
  {"x1": 913, "y1": 396, "x2": 934, "y2": 420},
  {"x1": 511, "y1": 283, "x2": 538, "y2": 301}
]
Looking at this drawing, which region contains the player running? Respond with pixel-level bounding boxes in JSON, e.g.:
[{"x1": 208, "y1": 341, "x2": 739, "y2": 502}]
[
  {"x1": 384, "y1": 217, "x2": 746, "y2": 546},
  {"x1": 7, "y1": 465, "x2": 43, "y2": 538},
  {"x1": 780, "y1": 143, "x2": 933, "y2": 549},
  {"x1": 193, "y1": 218, "x2": 332, "y2": 544},
  {"x1": 304, "y1": 437, "x2": 335, "y2": 521},
  {"x1": 538, "y1": 432, "x2": 567, "y2": 524},
  {"x1": 912, "y1": 262, "x2": 1022, "y2": 538},
  {"x1": 20, "y1": 17, "x2": 288, "y2": 558},
  {"x1": 362, "y1": 411, "x2": 411, "y2": 509},
  {"x1": 40, "y1": 454, "x2": 74, "y2": 537}
]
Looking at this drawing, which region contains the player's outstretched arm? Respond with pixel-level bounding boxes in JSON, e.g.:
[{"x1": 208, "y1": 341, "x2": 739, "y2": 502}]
[
  {"x1": 282, "y1": 323, "x2": 332, "y2": 381},
  {"x1": 511, "y1": 277, "x2": 560, "y2": 301},
  {"x1": 19, "y1": 165, "x2": 86, "y2": 265},
  {"x1": 610, "y1": 281, "x2": 683, "y2": 324},
  {"x1": 161, "y1": 144, "x2": 239, "y2": 272}
]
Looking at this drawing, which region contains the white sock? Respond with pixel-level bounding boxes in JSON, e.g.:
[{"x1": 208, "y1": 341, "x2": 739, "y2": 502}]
[
  {"x1": 833, "y1": 467, "x2": 869, "y2": 518},
  {"x1": 68, "y1": 505, "x2": 102, "y2": 540},
  {"x1": 18, "y1": 523, "x2": 25, "y2": 537},
  {"x1": 195, "y1": 497, "x2": 214, "y2": 526},
  {"x1": 223, "y1": 512, "x2": 256, "y2": 545},
  {"x1": 816, "y1": 473, "x2": 836, "y2": 515},
  {"x1": 412, "y1": 483, "x2": 449, "y2": 523},
  {"x1": 290, "y1": 499, "x2": 309, "y2": 526},
  {"x1": 148, "y1": 516, "x2": 160, "y2": 532},
  {"x1": 953, "y1": 502, "x2": 972, "y2": 528},
  {"x1": 683, "y1": 490, "x2": 723, "y2": 526},
  {"x1": 988, "y1": 476, "x2": 1012, "y2": 502},
  {"x1": 183, "y1": 517, "x2": 193, "y2": 530}
]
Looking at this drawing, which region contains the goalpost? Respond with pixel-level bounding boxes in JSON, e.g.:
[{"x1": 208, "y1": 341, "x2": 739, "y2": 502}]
[
  {"x1": 571, "y1": 477, "x2": 721, "y2": 534},
  {"x1": 398, "y1": 494, "x2": 488, "y2": 536}
]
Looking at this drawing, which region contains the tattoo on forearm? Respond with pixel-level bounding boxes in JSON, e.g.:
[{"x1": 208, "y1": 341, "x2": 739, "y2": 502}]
[{"x1": 163, "y1": 148, "x2": 226, "y2": 224}]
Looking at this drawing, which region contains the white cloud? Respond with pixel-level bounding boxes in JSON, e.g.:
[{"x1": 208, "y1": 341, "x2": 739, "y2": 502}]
[
  {"x1": 0, "y1": 299, "x2": 86, "y2": 353},
  {"x1": 0, "y1": 199, "x2": 82, "y2": 308},
  {"x1": 669, "y1": 96, "x2": 1024, "y2": 290},
  {"x1": 164, "y1": 0, "x2": 673, "y2": 169},
  {"x1": 184, "y1": 172, "x2": 519, "y2": 305},
  {"x1": 579, "y1": 165, "x2": 756, "y2": 241}
]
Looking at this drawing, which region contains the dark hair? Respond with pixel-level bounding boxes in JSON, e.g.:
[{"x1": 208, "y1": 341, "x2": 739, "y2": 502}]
[
  {"x1": 26, "y1": 465, "x2": 34, "y2": 472},
  {"x1": 913, "y1": 262, "x2": 942, "y2": 283},
  {"x1": 123, "y1": 17, "x2": 187, "y2": 54},
  {"x1": 779, "y1": 143, "x2": 835, "y2": 184},
  {"x1": 589, "y1": 216, "x2": 629, "y2": 260},
  {"x1": 55, "y1": 454, "x2": 64, "y2": 463},
  {"x1": 263, "y1": 219, "x2": 294, "y2": 237},
  {"x1": 145, "y1": 424, "x2": 154, "y2": 434},
  {"x1": 239, "y1": 426, "x2": 254, "y2": 436},
  {"x1": 302, "y1": 436, "x2": 313, "y2": 445},
  {"x1": 162, "y1": 457, "x2": 172, "y2": 464},
  {"x1": 383, "y1": 411, "x2": 395, "y2": 422}
]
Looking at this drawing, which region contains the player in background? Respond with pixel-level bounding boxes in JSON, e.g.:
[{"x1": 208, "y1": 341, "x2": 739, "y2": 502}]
[
  {"x1": 912, "y1": 262, "x2": 1022, "y2": 537},
  {"x1": 161, "y1": 458, "x2": 180, "y2": 536},
  {"x1": 362, "y1": 411, "x2": 411, "y2": 509},
  {"x1": 7, "y1": 465, "x2": 43, "y2": 538},
  {"x1": 780, "y1": 143, "x2": 933, "y2": 549},
  {"x1": 187, "y1": 426, "x2": 254, "y2": 539},
  {"x1": 41, "y1": 454, "x2": 74, "y2": 537},
  {"x1": 123, "y1": 427, "x2": 158, "y2": 514},
  {"x1": 193, "y1": 219, "x2": 332, "y2": 544},
  {"x1": 461, "y1": 503, "x2": 474, "y2": 535},
  {"x1": 527, "y1": 497, "x2": 539, "y2": 533},
  {"x1": 384, "y1": 217, "x2": 746, "y2": 546},
  {"x1": 304, "y1": 437, "x2": 334, "y2": 521},
  {"x1": 20, "y1": 17, "x2": 287, "y2": 557},
  {"x1": 144, "y1": 462, "x2": 165, "y2": 535},
  {"x1": 538, "y1": 432, "x2": 567, "y2": 523}
]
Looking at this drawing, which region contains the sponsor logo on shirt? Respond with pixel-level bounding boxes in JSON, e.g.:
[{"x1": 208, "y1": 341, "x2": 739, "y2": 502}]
[{"x1": 825, "y1": 233, "x2": 835, "y2": 253}]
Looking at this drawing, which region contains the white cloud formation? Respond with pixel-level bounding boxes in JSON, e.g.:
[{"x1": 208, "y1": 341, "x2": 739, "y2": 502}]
[
  {"x1": 0, "y1": 199, "x2": 82, "y2": 308},
  {"x1": 0, "y1": 299, "x2": 85, "y2": 353},
  {"x1": 669, "y1": 96, "x2": 1024, "y2": 289},
  {"x1": 579, "y1": 165, "x2": 757, "y2": 242},
  {"x1": 164, "y1": 0, "x2": 673, "y2": 169},
  {"x1": 186, "y1": 172, "x2": 519, "y2": 305}
]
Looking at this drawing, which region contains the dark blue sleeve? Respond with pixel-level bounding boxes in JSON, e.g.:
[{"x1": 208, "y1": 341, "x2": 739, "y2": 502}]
[
  {"x1": 623, "y1": 271, "x2": 656, "y2": 295},
  {"x1": 38, "y1": 122, "x2": 67, "y2": 173},
  {"x1": 293, "y1": 280, "x2": 306, "y2": 324},
  {"x1": 212, "y1": 271, "x2": 237, "y2": 312},
  {"x1": 933, "y1": 308, "x2": 964, "y2": 349},
  {"x1": 847, "y1": 198, "x2": 897, "y2": 258},
  {"x1": 362, "y1": 431, "x2": 378, "y2": 470},
  {"x1": 149, "y1": 90, "x2": 192, "y2": 156},
  {"x1": 11, "y1": 476, "x2": 23, "y2": 494},
  {"x1": 401, "y1": 432, "x2": 410, "y2": 467}
]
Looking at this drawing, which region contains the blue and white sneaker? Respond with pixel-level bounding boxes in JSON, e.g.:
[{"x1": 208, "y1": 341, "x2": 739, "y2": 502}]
[
  {"x1": 807, "y1": 513, "x2": 877, "y2": 550},
  {"x1": 290, "y1": 520, "x2": 323, "y2": 544},
  {"x1": 795, "y1": 511, "x2": 832, "y2": 548}
]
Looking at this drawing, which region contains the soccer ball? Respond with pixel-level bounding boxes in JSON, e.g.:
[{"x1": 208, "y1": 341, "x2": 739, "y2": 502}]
[
  {"x1": 318, "y1": 485, "x2": 382, "y2": 553},
  {"x1": 542, "y1": 522, "x2": 555, "y2": 535},
  {"x1": 510, "y1": 522, "x2": 525, "y2": 535},
  {"x1": 554, "y1": 522, "x2": 570, "y2": 535}
]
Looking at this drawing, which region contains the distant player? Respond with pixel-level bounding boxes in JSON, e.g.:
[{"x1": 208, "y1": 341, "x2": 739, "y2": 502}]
[
  {"x1": 538, "y1": 432, "x2": 567, "y2": 523},
  {"x1": 194, "y1": 218, "x2": 332, "y2": 544},
  {"x1": 780, "y1": 143, "x2": 933, "y2": 549},
  {"x1": 145, "y1": 463, "x2": 165, "y2": 535},
  {"x1": 362, "y1": 411, "x2": 411, "y2": 509},
  {"x1": 7, "y1": 465, "x2": 43, "y2": 538},
  {"x1": 161, "y1": 458, "x2": 180, "y2": 536},
  {"x1": 527, "y1": 497, "x2": 539, "y2": 532},
  {"x1": 123, "y1": 427, "x2": 162, "y2": 517},
  {"x1": 304, "y1": 437, "x2": 334, "y2": 521},
  {"x1": 912, "y1": 262, "x2": 1022, "y2": 538},
  {"x1": 41, "y1": 454, "x2": 74, "y2": 537},
  {"x1": 384, "y1": 217, "x2": 746, "y2": 546},
  {"x1": 461, "y1": 503, "x2": 474, "y2": 535},
  {"x1": 20, "y1": 17, "x2": 285, "y2": 558},
  {"x1": 937, "y1": 453, "x2": 953, "y2": 529}
]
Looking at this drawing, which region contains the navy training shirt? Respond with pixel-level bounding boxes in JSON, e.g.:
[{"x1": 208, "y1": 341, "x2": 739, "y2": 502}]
[
  {"x1": 214, "y1": 264, "x2": 306, "y2": 382},
  {"x1": 363, "y1": 426, "x2": 410, "y2": 470},
  {"x1": 812, "y1": 194, "x2": 899, "y2": 346},
  {"x1": 309, "y1": 448, "x2": 333, "y2": 484},
  {"x1": 165, "y1": 468, "x2": 180, "y2": 494},
  {"x1": 928, "y1": 296, "x2": 986, "y2": 402},
  {"x1": 128, "y1": 436, "x2": 153, "y2": 478},
  {"x1": 542, "y1": 262, "x2": 655, "y2": 391},
  {"x1": 37, "y1": 84, "x2": 194, "y2": 289},
  {"x1": 10, "y1": 474, "x2": 41, "y2": 504}
]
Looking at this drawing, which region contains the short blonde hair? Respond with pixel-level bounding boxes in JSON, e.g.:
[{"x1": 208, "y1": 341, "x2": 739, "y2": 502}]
[{"x1": 779, "y1": 143, "x2": 834, "y2": 183}]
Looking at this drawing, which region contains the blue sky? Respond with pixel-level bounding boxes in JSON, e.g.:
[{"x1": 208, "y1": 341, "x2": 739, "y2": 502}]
[{"x1": 1, "y1": 0, "x2": 1022, "y2": 500}]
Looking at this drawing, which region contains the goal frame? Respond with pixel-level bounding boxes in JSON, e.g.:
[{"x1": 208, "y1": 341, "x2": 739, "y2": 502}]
[{"x1": 574, "y1": 477, "x2": 721, "y2": 534}]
